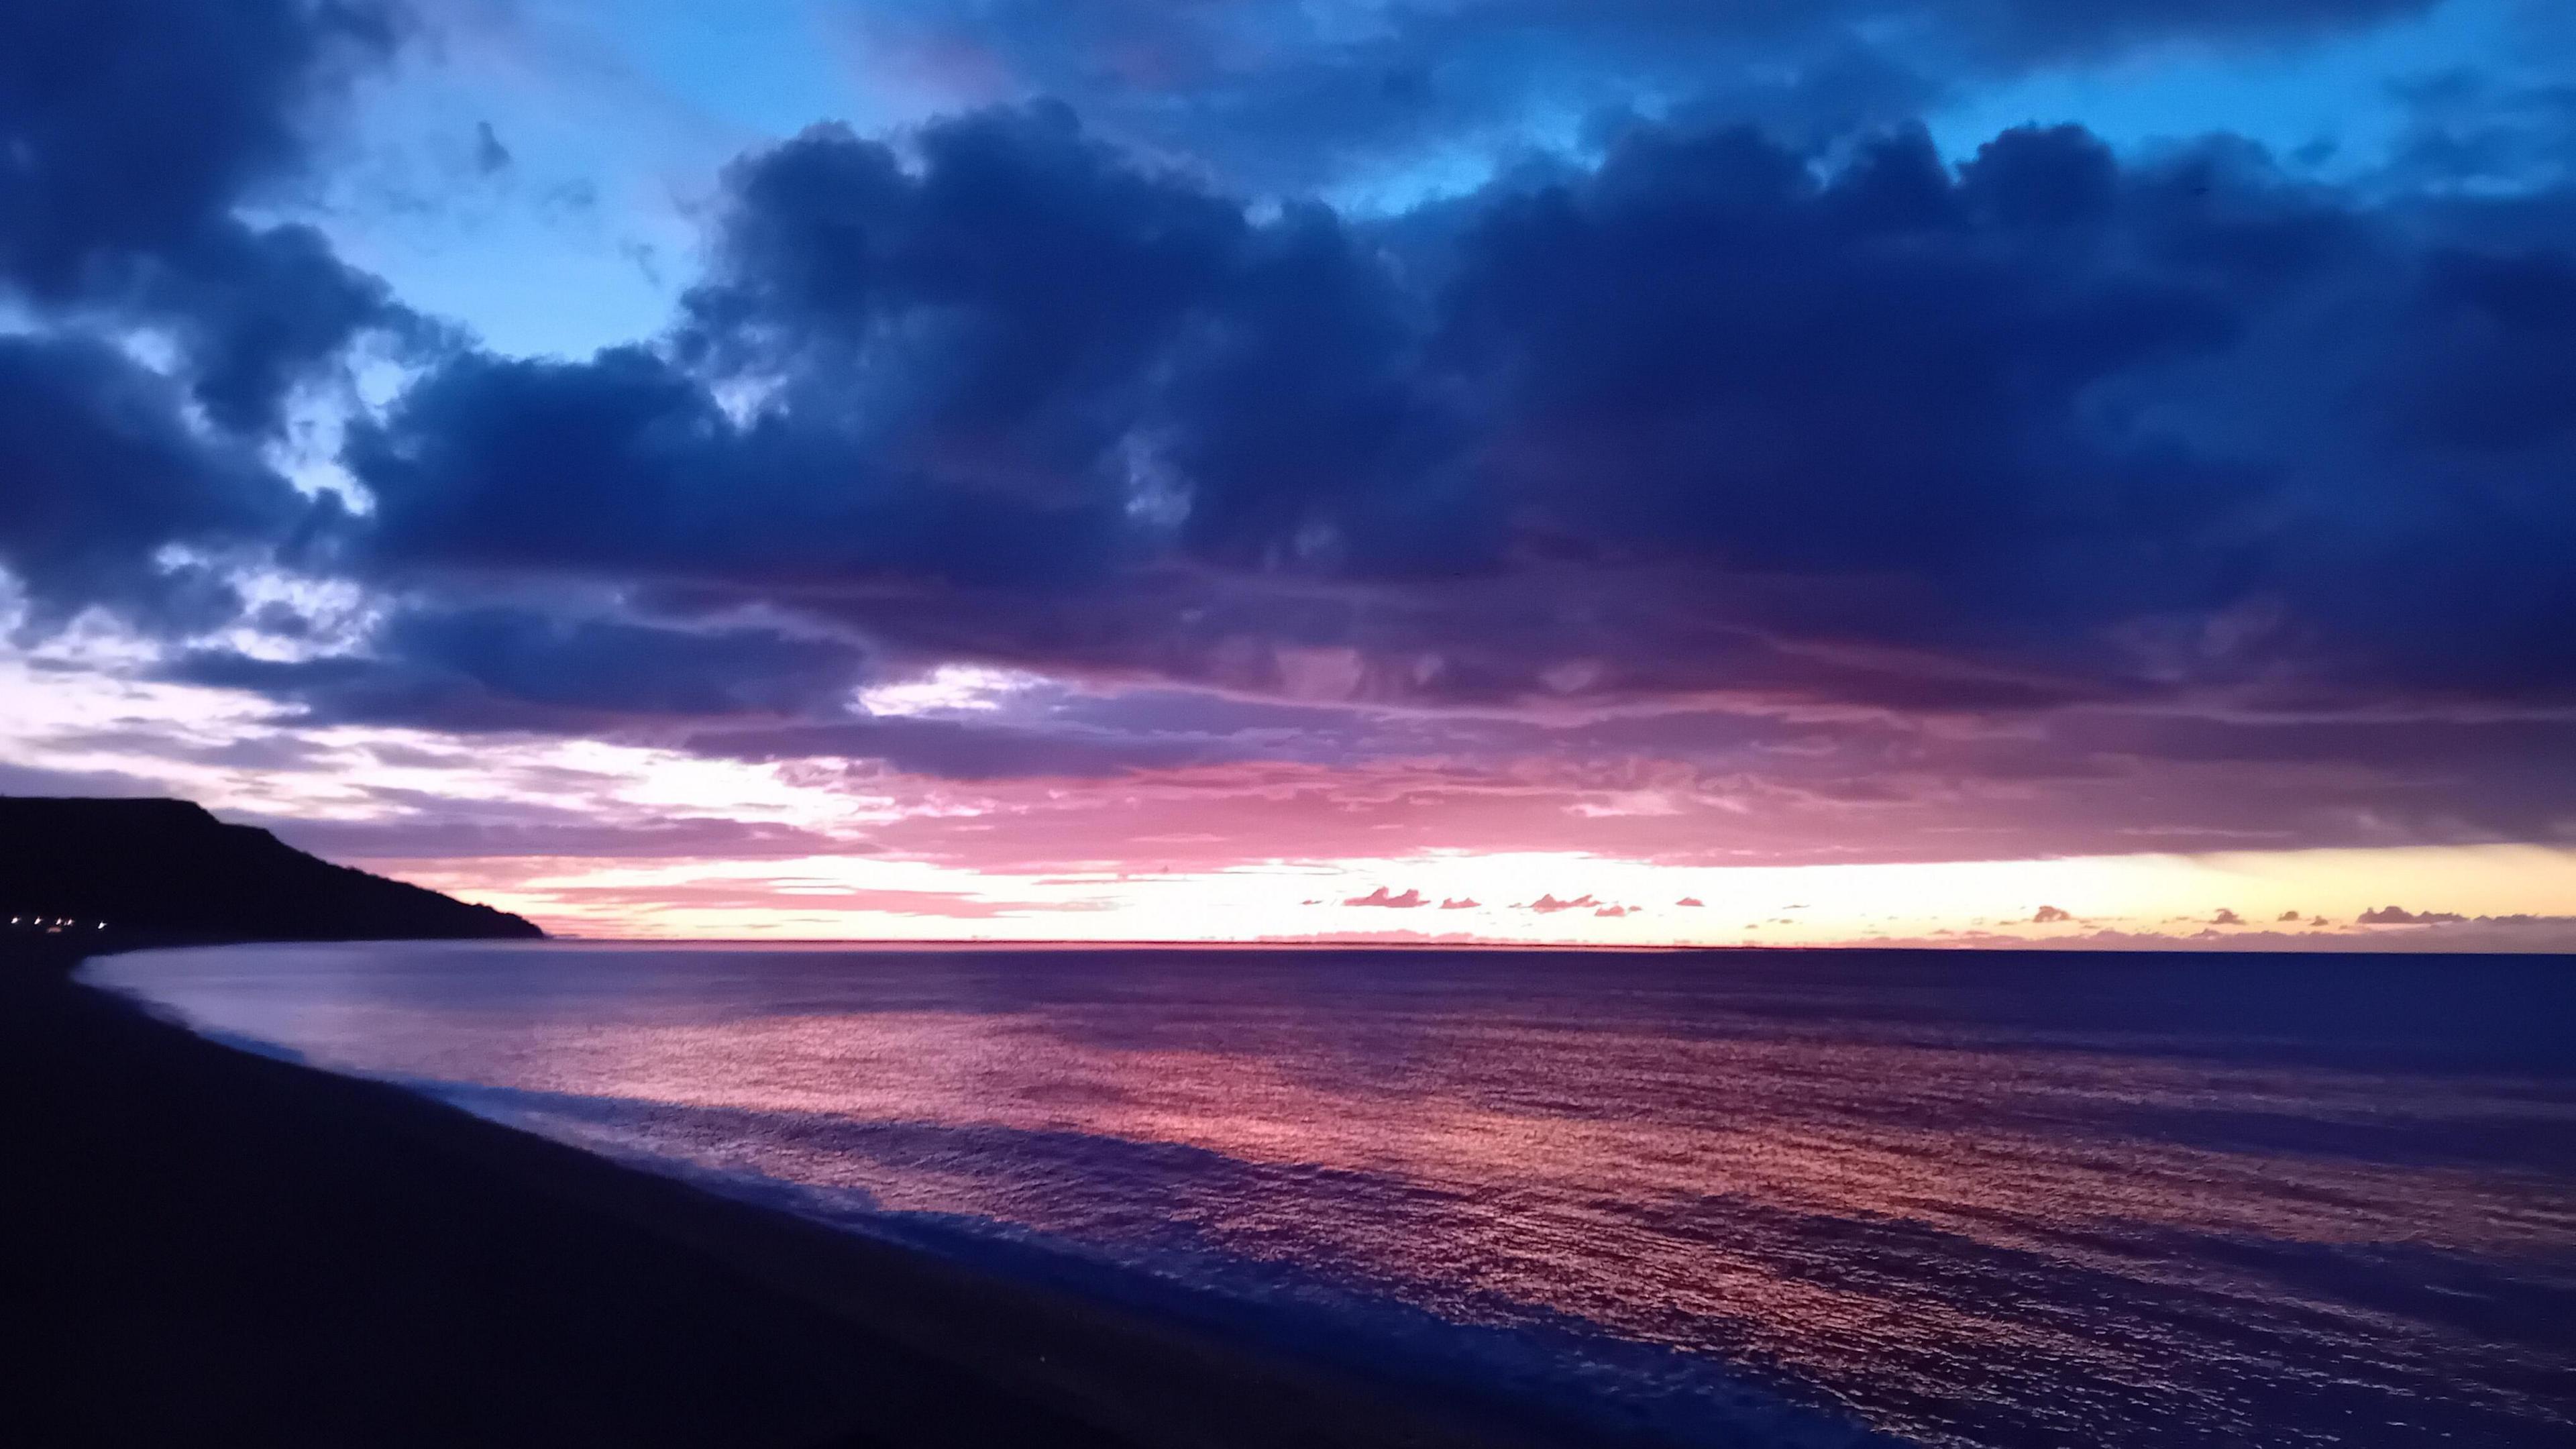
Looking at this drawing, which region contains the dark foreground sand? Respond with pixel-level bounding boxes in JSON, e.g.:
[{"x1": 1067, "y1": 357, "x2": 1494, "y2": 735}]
[{"x1": 3, "y1": 946, "x2": 1597, "y2": 1449}]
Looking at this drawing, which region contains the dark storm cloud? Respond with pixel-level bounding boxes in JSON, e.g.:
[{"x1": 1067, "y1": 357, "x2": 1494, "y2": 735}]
[
  {"x1": 0, "y1": 336, "x2": 313, "y2": 633},
  {"x1": 130, "y1": 220, "x2": 411, "y2": 437},
  {"x1": 1430, "y1": 123, "x2": 2247, "y2": 625},
  {"x1": 2379, "y1": 69, "x2": 2576, "y2": 192},
  {"x1": 340, "y1": 105, "x2": 1479, "y2": 702},
  {"x1": 0, "y1": 1, "x2": 410, "y2": 644},
  {"x1": 350, "y1": 339, "x2": 1128, "y2": 594},
  {"x1": 2400, "y1": 248, "x2": 2576, "y2": 452},
  {"x1": 334, "y1": 103, "x2": 2576, "y2": 742},
  {"x1": 167, "y1": 607, "x2": 872, "y2": 733},
  {"x1": 0, "y1": 1, "x2": 412, "y2": 436},
  {"x1": 11, "y1": 5, "x2": 2574, "y2": 857},
  {"x1": 0, "y1": 0, "x2": 393, "y2": 290},
  {"x1": 837, "y1": 0, "x2": 2444, "y2": 191}
]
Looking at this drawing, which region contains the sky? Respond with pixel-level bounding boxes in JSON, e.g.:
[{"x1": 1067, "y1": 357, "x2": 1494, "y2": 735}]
[{"x1": 5, "y1": 0, "x2": 2576, "y2": 947}]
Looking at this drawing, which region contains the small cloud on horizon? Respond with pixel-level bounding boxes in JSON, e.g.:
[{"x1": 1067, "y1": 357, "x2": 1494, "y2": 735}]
[
  {"x1": 2358, "y1": 904, "x2": 2467, "y2": 924},
  {"x1": 474, "y1": 119, "x2": 512, "y2": 176},
  {"x1": 1676, "y1": 896, "x2": 1704, "y2": 908},
  {"x1": 2033, "y1": 904, "x2": 2072, "y2": 923},
  {"x1": 1525, "y1": 893, "x2": 1600, "y2": 914},
  {"x1": 1345, "y1": 886, "x2": 1426, "y2": 908},
  {"x1": 1439, "y1": 896, "x2": 1479, "y2": 910}
]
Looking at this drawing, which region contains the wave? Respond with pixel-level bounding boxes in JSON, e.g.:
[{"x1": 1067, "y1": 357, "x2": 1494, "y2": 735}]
[{"x1": 416, "y1": 1076, "x2": 1895, "y2": 1448}]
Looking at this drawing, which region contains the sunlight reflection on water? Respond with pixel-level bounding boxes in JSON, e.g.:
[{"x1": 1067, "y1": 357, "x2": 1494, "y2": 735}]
[{"x1": 92, "y1": 943, "x2": 2576, "y2": 1448}]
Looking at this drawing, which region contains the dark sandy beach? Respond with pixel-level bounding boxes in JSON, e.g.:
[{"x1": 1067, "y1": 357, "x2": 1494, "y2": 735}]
[{"x1": 3, "y1": 943, "x2": 1586, "y2": 1449}]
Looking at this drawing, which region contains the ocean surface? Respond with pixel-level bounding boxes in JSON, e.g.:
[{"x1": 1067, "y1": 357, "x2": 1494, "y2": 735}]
[{"x1": 88, "y1": 944, "x2": 2576, "y2": 1447}]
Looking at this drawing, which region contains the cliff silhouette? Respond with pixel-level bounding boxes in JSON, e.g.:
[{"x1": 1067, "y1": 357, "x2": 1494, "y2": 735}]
[{"x1": 1, "y1": 796, "x2": 542, "y2": 948}]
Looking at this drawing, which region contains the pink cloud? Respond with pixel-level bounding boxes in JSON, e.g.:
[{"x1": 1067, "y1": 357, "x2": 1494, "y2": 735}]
[
  {"x1": 1344, "y1": 886, "x2": 1425, "y2": 908},
  {"x1": 496, "y1": 881, "x2": 1116, "y2": 921},
  {"x1": 1256, "y1": 930, "x2": 1495, "y2": 945},
  {"x1": 2357, "y1": 904, "x2": 2467, "y2": 924},
  {"x1": 1864, "y1": 916, "x2": 2576, "y2": 952}
]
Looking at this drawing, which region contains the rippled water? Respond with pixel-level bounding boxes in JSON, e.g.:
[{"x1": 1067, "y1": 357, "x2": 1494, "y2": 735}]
[{"x1": 89, "y1": 943, "x2": 2576, "y2": 1447}]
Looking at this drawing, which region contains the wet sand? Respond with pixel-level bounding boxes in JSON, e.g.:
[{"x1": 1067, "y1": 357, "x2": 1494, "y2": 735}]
[{"x1": 4, "y1": 944, "x2": 1594, "y2": 1448}]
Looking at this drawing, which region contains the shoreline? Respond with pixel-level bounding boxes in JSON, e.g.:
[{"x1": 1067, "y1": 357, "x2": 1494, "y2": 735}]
[{"x1": 5, "y1": 942, "x2": 1658, "y2": 1448}]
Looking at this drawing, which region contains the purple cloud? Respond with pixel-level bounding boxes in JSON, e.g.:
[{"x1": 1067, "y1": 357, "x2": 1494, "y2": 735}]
[
  {"x1": 12, "y1": 7, "x2": 2576, "y2": 900},
  {"x1": 2357, "y1": 904, "x2": 2468, "y2": 924}
]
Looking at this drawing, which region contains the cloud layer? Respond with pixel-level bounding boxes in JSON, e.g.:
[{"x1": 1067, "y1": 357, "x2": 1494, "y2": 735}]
[{"x1": 5, "y1": 0, "x2": 2575, "y2": 898}]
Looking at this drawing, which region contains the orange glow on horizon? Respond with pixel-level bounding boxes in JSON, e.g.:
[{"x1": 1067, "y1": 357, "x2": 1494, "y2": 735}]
[{"x1": 376, "y1": 843, "x2": 2576, "y2": 951}]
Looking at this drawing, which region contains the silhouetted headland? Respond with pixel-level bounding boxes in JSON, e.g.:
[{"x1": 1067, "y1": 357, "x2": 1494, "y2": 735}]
[
  {"x1": 1, "y1": 796, "x2": 541, "y2": 963},
  {"x1": 2, "y1": 797, "x2": 1594, "y2": 1448}
]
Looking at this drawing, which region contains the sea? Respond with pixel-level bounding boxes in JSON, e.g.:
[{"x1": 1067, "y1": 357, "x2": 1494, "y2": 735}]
[{"x1": 86, "y1": 943, "x2": 2576, "y2": 1447}]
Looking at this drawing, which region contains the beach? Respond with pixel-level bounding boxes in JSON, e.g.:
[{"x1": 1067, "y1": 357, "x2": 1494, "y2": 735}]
[{"x1": 3, "y1": 945, "x2": 1592, "y2": 1449}]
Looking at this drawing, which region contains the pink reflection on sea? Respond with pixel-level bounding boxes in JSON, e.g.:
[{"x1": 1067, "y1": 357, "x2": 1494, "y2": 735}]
[{"x1": 92, "y1": 943, "x2": 2576, "y2": 1448}]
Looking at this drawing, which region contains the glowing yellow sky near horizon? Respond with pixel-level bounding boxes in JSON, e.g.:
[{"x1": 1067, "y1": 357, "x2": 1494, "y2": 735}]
[
  {"x1": 9, "y1": 652, "x2": 2575, "y2": 949},
  {"x1": 386, "y1": 841, "x2": 2576, "y2": 948}
]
